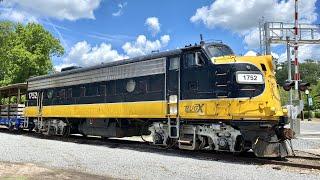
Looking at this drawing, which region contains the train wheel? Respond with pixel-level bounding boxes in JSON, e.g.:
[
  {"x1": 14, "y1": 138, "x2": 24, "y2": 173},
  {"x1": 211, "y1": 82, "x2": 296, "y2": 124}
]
[
  {"x1": 8, "y1": 125, "x2": 15, "y2": 132},
  {"x1": 16, "y1": 127, "x2": 23, "y2": 134},
  {"x1": 28, "y1": 127, "x2": 34, "y2": 132},
  {"x1": 101, "y1": 136, "x2": 109, "y2": 141},
  {"x1": 27, "y1": 123, "x2": 35, "y2": 132},
  {"x1": 62, "y1": 126, "x2": 70, "y2": 137},
  {"x1": 81, "y1": 133, "x2": 87, "y2": 138}
]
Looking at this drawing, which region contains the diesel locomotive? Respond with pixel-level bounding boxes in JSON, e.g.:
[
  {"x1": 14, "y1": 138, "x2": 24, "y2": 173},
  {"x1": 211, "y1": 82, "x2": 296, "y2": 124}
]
[{"x1": 1, "y1": 41, "x2": 293, "y2": 157}]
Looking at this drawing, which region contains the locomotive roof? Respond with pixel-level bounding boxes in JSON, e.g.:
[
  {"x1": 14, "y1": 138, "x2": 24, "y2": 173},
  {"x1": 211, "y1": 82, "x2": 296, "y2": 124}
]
[
  {"x1": 28, "y1": 49, "x2": 183, "y2": 82},
  {"x1": 27, "y1": 42, "x2": 223, "y2": 82}
]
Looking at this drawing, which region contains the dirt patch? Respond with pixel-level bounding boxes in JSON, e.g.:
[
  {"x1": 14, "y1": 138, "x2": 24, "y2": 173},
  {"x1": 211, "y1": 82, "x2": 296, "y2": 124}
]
[{"x1": 0, "y1": 162, "x2": 112, "y2": 180}]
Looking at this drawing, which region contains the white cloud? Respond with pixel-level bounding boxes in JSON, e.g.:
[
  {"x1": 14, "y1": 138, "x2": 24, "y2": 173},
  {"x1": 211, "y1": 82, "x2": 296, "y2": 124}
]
[
  {"x1": 271, "y1": 52, "x2": 279, "y2": 60},
  {"x1": 122, "y1": 35, "x2": 170, "y2": 57},
  {"x1": 145, "y1": 17, "x2": 161, "y2": 36},
  {"x1": 1, "y1": 0, "x2": 101, "y2": 21},
  {"x1": 160, "y1": 35, "x2": 170, "y2": 45},
  {"x1": 244, "y1": 51, "x2": 280, "y2": 60},
  {"x1": 278, "y1": 45, "x2": 320, "y2": 62},
  {"x1": 112, "y1": 2, "x2": 127, "y2": 17},
  {"x1": 191, "y1": 0, "x2": 317, "y2": 33},
  {"x1": 299, "y1": 45, "x2": 320, "y2": 61},
  {"x1": 244, "y1": 51, "x2": 257, "y2": 56},
  {"x1": 243, "y1": 28, "x2": 261, "y2": 49},
  {"x1": 61, "y1": 41, "x2": 127, "y2": 68},
  {"x1": 191, "y1": 0, "x2": 318, "y2": 50},
  {"x1": 57, "y1": 34, "x2": 171, "y2": 70},
  {"x1": 0, "y1": 8, "x2": 38, "y2": 23}
]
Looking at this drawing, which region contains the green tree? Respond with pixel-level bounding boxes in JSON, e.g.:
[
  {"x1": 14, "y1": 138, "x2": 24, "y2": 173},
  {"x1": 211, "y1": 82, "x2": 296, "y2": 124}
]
[
  {"x1": 0, "y1": 21, "x2": 16, "y2": 84},
  {"x1": 279, "y1": 87, "x2": 289, "y2": 106},
  {"x1": 276, "y1": 61, "x2": 320, "y2": 86},
  {"x1": 275, "y1": 61, "x2": 293, "y2": 86},
  {"x1": 0, "y1": 21, "x2": 64, "y2": 85},
  {"x1": 310, "y1": 81, "x2": 320, "y2": 110},
  {"x1": 276, "y1": 60, "x2": 320, "y2": 109},
  {"x1": 300, "y1": 62, "x2": 320, "y2": 85}
]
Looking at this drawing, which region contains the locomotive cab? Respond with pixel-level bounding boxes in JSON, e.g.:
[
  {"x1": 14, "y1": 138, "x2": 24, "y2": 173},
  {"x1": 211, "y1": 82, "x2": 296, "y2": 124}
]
[{"x1": 167, "y1": 42, "x2": 292, "y2": 157}]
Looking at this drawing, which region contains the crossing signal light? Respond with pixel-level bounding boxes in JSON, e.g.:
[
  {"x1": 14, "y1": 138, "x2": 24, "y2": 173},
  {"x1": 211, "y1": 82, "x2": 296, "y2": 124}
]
[
  {"x1": 283, "y1": 81, "x2": 294, "y2": 91},
  {"x1": 298, "y1": 82, "x2": 310, "y2": 92},
  {"x1": 283, "y1": 81, "x2": 310, "y2": 92}
]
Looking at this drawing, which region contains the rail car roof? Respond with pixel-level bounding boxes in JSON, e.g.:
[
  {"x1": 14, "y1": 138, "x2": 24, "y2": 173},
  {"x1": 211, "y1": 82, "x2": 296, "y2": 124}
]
[
  {"x1": 27, "y1": 42, "x2": 224, "y2": 82},
  {"x1": 0, "y1": 83, "x2": 27, "y2": 98}
]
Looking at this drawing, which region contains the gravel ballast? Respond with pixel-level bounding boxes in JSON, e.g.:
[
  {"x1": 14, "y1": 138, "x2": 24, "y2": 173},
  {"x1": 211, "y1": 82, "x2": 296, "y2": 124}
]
[{"x1": 0, "y1": 131, "x2": 319, "y2": 180}]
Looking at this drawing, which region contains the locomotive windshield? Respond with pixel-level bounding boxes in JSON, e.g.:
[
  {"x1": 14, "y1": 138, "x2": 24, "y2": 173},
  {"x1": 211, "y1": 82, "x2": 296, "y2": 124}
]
[{"x1": 206, "y1": 44, "x2": 234, "y2": 58}]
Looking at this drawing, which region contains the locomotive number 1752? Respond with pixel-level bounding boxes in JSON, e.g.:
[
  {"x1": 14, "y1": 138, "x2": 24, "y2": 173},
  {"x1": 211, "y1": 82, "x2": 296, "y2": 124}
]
[{"x1": 236, "y1": 72, "x2": 264, "y2": 84}]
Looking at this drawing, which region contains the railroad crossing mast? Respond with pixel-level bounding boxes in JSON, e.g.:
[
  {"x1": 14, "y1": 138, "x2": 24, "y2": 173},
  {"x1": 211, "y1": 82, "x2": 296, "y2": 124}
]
[{"x1": 259, "y1": 0, "x2": 320, "y2": 135}]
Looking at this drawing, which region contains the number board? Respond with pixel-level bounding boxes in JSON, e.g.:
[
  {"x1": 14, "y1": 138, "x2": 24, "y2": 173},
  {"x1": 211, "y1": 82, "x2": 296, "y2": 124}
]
[
  {"x1": 236, "y1": 71, "x2": 264, "y2": 84},
  {"x1": 28, "y1": 92, "x2": 38, "y2": 100}
]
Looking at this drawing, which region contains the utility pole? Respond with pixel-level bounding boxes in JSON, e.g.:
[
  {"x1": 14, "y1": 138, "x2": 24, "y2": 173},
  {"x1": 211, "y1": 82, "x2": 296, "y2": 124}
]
[
  {"x1": 286, "y1": 36, "x2": 293, "y2": 105},
  {"x1": 286, "y1": 36, "x2": 295, "y2": 131},
  {"x1": 293, "y1": 0, "x2": 300, "y2": 95},
  {"x1": 293, "y1": 0, "x2": 305, "y2": 122}
]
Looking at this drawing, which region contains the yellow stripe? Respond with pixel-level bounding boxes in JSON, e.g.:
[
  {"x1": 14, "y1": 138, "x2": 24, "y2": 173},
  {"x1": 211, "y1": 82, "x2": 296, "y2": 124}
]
[
  {"x1": 25, "y1": 101, "x2": 167, "y2": 119},
  {"x1": 25, "y1": 99, "x2": 281, "y2": 121}
]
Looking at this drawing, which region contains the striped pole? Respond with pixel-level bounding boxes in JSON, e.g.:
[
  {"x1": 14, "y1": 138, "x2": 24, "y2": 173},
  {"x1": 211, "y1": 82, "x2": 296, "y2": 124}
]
[
  {"x1": 294, "y1": 0, "x2": 304, "y2": 123},
  {"x1": 294, "y1": 0, "x2": 300, "y2": 91}
]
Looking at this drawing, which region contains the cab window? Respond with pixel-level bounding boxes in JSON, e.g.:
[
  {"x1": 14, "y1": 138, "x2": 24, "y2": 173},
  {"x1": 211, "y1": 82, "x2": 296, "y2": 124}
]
[
  {"x1": 206, "y1": 45, "x2": 234, "y2": 58},
  {"x1": 184, "y1": 52, "x2": 205, "y2": 68},
  {"x1": 169, "y1": 57, "x2": 180, "y2": 70}
]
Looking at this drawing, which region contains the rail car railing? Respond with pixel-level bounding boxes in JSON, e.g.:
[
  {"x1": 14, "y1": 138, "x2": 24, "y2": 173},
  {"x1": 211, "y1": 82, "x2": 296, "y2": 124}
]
[{"x1": 0, "y1": 104, "x2": 25, "y2": 129}]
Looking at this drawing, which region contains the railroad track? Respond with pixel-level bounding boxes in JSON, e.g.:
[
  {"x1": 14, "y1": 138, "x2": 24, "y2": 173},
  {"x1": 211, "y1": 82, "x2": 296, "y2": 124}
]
[{"x1": 1, "y1": 128, "x2": 320, "y2": 171}]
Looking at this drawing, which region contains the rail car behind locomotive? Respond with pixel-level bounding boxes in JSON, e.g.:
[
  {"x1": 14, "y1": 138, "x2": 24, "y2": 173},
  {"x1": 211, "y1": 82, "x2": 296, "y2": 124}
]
[
  {"x1": 0, "y1": 83, "x2": 28, "y2": 130},
  {"x1": 3, "y1": 41, "x2": 293, "y2": 157}
]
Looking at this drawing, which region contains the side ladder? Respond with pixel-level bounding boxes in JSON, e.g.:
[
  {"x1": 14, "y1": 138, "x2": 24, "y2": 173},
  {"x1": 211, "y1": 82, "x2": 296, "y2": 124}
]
[{"x1": 36, "y1": 92, "x2": 44, "y2": 132}]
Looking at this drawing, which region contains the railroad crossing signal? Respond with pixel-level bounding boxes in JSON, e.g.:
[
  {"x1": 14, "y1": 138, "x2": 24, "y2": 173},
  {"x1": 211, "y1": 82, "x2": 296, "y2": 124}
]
[
  {"x1": 283, "y1": 81, "x2": 295, "y2": 91},
  {"x1": 283, "y1": 81, "x2": 310, "y2": 92},
  {"x1": 298, "y1": 82, "x2": 310, "y2": 92}
]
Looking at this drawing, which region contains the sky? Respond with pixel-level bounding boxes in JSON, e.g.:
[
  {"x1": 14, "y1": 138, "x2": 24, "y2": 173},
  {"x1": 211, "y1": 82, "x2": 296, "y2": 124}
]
[{"x1": 0, "y1": 0, "x2": 320, "y2": 71}]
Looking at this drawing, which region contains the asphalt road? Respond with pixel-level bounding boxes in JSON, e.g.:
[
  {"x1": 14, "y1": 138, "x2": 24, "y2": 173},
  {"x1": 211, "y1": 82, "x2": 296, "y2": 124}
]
[{"x1": 300, "y1": 119, "x2": 320, "y2": 135}]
